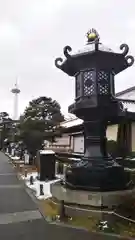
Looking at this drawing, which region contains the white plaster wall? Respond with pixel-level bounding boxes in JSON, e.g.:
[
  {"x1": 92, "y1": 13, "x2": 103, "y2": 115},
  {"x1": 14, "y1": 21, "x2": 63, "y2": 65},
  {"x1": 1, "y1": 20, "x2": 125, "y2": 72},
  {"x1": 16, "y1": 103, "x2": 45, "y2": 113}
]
[
  {"x1": 52, "y1": 133, "x2": 70, "y2": 146},
  {"x1": 131, "y1": 122, "x2": 135, "y2": 151},
  {"x1": 73, "y1": 135, "x2": 84, "y2": 153},
  {"x1": 106, "y1": 125, "x2": 118, "y2": 141}
]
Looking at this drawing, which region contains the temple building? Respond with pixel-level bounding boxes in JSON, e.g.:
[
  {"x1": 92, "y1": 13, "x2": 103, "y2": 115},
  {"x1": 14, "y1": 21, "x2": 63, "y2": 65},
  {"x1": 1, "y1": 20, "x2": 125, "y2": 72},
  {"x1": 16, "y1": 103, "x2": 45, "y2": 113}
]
[{"x1": 48, "y1": 86, "x2": 135, "y2": 156}]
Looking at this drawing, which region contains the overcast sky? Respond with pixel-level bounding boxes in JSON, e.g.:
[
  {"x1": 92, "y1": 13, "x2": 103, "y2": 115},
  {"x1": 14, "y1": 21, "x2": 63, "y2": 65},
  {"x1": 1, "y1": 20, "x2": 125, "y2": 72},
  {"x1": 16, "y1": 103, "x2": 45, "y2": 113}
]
[{"x1": 0, "y1": 0, "x2": 135, "y2": 118}]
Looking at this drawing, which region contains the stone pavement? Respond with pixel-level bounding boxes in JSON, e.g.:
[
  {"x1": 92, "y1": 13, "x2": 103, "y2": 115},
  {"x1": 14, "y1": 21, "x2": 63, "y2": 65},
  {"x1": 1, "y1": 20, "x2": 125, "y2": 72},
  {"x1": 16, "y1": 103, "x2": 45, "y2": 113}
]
[{"x1": 0, "y1": 152, "x2": 130, "y2": 240}]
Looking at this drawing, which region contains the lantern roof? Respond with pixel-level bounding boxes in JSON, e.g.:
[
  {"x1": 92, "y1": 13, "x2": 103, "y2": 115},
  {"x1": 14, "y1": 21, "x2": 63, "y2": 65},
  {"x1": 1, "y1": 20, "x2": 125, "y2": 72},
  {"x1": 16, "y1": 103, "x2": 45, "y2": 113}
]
[
  {"x1": 74, "y1": 42, "x2": 113, "y2": 56},
  {"x1": 55, "y1": 28, "x2": 134, "y2": 76}
]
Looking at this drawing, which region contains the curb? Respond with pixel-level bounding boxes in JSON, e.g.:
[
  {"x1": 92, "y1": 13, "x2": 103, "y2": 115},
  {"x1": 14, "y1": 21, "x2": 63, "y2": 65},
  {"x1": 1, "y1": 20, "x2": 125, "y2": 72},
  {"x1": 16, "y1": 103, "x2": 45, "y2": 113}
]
[{"x1": 15, "y1": 169, "x2": 46, "y2": 221}]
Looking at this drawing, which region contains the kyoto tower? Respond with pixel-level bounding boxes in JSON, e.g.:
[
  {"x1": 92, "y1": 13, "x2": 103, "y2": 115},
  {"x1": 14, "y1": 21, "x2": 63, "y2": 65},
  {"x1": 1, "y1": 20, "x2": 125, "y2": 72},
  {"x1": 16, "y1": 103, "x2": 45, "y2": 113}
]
[{"x1": 11, "y1": 80, "x2": 20, "y2": 120}]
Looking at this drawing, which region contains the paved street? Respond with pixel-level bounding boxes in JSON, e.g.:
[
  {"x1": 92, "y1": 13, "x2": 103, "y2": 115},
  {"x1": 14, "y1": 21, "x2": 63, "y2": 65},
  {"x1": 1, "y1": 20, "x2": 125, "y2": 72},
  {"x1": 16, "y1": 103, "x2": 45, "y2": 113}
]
[{"x1": 0, "y1": 152, "x2": 130, "y2": 239}]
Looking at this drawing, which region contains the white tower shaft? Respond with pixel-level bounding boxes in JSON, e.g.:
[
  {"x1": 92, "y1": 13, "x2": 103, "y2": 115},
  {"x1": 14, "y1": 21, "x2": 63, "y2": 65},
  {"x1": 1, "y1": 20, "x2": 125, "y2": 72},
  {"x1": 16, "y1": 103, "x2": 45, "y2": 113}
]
[{"x1": 13, "y1": 93, "x2": 18, "y2": 120}]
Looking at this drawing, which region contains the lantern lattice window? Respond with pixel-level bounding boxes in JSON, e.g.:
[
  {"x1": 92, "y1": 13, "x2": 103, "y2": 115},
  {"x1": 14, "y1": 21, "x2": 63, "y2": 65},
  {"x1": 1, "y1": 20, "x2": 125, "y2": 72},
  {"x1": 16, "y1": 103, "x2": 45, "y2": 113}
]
[
  {"x1": 83, "y1": 71, "x2": 95, "y2": 96},
  {"x1": 97, "y1": 71, "x2": 109, "y2": 95}
]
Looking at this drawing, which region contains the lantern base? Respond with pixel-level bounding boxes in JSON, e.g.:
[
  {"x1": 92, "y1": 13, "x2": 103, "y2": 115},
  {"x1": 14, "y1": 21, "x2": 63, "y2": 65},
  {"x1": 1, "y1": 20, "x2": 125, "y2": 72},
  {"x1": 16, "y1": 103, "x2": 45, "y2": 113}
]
[{"x1": 65, "y1": 158, "x2": 132, "y2": 191}]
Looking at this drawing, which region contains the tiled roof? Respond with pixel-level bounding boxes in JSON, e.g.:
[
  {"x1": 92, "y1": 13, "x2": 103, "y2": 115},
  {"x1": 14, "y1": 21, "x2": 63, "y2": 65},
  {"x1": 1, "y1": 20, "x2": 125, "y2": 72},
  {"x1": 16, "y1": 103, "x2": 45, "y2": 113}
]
[
  {"x1": 60, "y1": 118, "x2": 83, "y2": 128},
  {"x1": 116, "y1": 86, "x2": 135, "y2": 97}
]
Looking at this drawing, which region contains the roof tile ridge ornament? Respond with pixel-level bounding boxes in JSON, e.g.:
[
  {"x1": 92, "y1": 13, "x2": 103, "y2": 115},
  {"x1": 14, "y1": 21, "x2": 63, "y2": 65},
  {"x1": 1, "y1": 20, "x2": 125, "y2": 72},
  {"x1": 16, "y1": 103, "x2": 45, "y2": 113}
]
[
  {"x1": 55, "y1": 57, "x2": 63, "y2": 69},
  {"x1": 120, "y1": 43, "x2": 134, "y2": 67},
  {"x1": 55, "y1": 45, "x2": 72, "y2": 69}
]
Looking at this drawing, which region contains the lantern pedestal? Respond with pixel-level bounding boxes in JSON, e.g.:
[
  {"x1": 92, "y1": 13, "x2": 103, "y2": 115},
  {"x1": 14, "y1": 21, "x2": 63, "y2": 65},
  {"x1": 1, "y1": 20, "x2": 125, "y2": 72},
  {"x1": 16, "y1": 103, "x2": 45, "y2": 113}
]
[
  {"x1": 51, "y1": 181, "x2": 135, "y2": 209},
  {"x1": 50, "y1": 181, "x2": 135, "y2": 219},
  {"x1": 65, "y1": 118, "x2": 131, "y2": 191}
]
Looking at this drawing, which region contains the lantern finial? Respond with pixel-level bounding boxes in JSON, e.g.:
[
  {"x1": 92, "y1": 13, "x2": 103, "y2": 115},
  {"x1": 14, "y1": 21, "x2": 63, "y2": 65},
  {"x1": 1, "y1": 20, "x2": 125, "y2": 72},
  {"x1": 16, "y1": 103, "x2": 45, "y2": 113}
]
[{"x1": 87, "y1": 28, "x2": 100, "y2": 44}]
